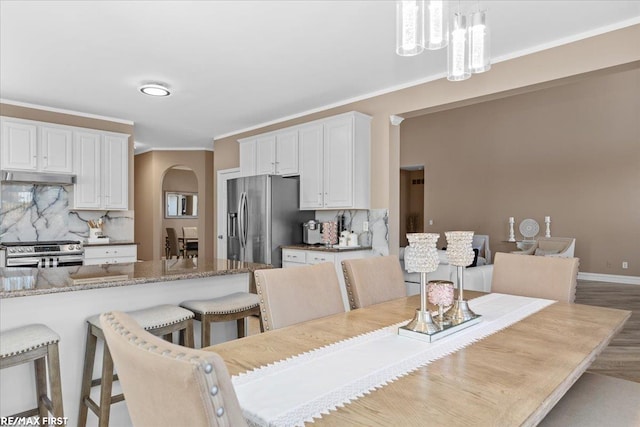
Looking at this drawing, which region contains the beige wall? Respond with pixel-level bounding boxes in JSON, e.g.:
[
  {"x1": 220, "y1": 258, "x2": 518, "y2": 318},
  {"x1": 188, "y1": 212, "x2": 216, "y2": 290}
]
[
  {"x1": 209, "y1": 24, "x2": 640, "y2": 275},
  {"x1": 399, "y1": 169, "x2": 425, "y2": 247},
  {"x1": 134, "y1": 150, "x2": 214, "y2": 261},
  {"x1": 0, "y1": 103, "x2": 135, "y2": 208},
  {"x1": 401, "y1": 67, "x2": 640, "y2": 276},
  {"x1": 214, "y1": 25, "x2": 640, "y2": 268}
]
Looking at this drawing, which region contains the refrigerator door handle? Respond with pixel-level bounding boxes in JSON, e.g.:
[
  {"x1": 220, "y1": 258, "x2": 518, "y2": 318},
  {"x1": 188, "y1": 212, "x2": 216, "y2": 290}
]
[
  {"x1": 237, "y1": 193, "x2": 244, "y2": 250},
  {"x1": 241, "y1": 191, "x2": 249, "y2": 249}
]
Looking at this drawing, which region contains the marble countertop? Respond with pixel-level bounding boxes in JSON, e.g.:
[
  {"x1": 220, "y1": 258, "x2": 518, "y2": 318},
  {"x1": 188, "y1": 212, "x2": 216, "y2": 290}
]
[
  {"x1": 0, "y1": 258, "x2": 271, "y2": 298},
  {"x1": 281, "y1": 244, "x2": 373, "y2": 253}
]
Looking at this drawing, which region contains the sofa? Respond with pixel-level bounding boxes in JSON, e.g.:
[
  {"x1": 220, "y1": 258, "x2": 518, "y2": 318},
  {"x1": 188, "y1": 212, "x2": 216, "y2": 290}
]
[{"x1": 399, "y1": 234, "x2": 494, "y2": 294}]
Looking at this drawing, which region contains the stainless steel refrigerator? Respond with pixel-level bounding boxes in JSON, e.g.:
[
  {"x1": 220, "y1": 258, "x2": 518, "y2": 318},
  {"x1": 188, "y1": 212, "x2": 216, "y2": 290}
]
[{"x1": 227, "y1": 175, "x2": 314, "y2": 267}]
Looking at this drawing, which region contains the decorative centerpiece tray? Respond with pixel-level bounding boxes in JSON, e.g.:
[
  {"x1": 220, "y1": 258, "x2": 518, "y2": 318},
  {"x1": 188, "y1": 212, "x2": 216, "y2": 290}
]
[{"x1": 398, "y1": 314, "x2": 482, "y2": 343}]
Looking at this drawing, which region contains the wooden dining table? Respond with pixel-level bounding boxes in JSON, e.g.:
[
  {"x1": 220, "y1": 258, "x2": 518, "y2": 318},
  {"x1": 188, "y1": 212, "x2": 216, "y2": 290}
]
[{"x1": 206, "y1": 291, "x2": 630, "y2": 426}]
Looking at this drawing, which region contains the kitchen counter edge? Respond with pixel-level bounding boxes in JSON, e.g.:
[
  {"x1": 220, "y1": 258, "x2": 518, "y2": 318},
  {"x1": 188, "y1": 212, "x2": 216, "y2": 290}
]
[
  {"x1": 0, "y1": 259, "x2": 271, "y2": 299},
  {"x1": 281, "y1": 244, "x2": 373, "y2": 253}
]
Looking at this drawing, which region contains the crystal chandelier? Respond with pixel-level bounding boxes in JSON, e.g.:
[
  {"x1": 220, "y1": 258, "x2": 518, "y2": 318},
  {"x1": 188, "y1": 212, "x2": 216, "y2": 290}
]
[{"x1": 396, "y1": 0, "x2": 491, "y2": 81}]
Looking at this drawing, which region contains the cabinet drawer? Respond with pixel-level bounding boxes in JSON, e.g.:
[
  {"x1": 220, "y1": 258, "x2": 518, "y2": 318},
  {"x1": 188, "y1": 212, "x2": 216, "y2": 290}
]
[
  {"x1": 282, "y1": 250, "x2": 306, "y2": 264},
  {"x1": 84, "y1": 245, "x2": 137, "y2": 259},
  {"x1": 83, "y1": 256, "x2": 136, "y2": 266},
  {"x1": 305, "y1": 252, "x2": 335, "y2": 265}
]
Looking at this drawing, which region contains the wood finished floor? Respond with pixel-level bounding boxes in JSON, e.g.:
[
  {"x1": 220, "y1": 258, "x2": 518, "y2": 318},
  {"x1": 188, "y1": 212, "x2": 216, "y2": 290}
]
[{"x1": 575, "y1": 280, "x2": 640, "y2": 383}]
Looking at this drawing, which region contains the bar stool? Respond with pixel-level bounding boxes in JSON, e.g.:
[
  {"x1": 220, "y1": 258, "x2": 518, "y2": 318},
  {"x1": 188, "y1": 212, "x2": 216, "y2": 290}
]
[
  {"x1": 0, "y1": 324, "x2": 64, "y2": 419},
  {"x1": 77, "y1": 304, "x2": 194, "y2": 427},
  {"x1": 181, "y1": 292, "x2": 262, "y2": 347}
]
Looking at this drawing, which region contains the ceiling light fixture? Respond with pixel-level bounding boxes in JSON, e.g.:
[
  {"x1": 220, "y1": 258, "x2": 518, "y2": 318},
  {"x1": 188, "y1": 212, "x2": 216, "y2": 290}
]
[
  {"x1": 395, "y1": 0, "x2": 491, "y2": 82},
  {"x1": 139, "y1": 83, "x2": 171, "y2": 97}
]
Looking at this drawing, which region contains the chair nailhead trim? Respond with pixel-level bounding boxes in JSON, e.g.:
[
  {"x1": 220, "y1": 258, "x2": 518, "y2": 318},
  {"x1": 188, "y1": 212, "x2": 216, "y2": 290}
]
[
  {"x1": 205, "y1": 364, "x2": 213, "y2": 374},
  {"x1": 210, "y1": 385, "x2": 219, "y2": 396},
  {"x1": 216, "y1": 407, "x2": 224, "y2": 417}
]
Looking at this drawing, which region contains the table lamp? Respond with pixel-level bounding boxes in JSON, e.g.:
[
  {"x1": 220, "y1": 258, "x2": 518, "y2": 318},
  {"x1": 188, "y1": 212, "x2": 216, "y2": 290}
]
[{"x1": 402, "y1": 233, "x2": 441, "y2": 334}]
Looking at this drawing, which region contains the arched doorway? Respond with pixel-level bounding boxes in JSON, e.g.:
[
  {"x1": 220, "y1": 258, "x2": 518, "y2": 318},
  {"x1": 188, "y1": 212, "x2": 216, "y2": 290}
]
[{"x1": 162, "y1": 166, "x2": 199, "y2": 258}]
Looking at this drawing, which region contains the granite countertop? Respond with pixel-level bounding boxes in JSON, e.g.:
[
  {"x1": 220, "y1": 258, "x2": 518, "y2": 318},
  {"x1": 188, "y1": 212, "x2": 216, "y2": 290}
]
[
  {"x1": 281, "y1": 244, "x2": 373, "y2": 253},
  {"x1": 0, "y1": 259, "x2": 271, "y2": 298},
  {"x1": 83, "y1": 240, "x2": 139, "y2": 247}
]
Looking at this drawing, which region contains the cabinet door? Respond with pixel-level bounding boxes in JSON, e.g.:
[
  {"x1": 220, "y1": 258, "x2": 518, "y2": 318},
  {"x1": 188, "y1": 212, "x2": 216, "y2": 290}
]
[
  {"x1": 102, "y1": 133, "x2": 129, "y2": 210},
  {"x1": 323, "y1": 116, "x2": 353, "y2": 208},
  {"x1": 298, "y1": 124, "x2": 324, "y2": 209},
  {"x1": 275, "y1": 130, "x2": 298, "y2": 175},
  {"x1": 239, "y1": 139, "x2": 257, "y2": 177},
  {"x1": 1, "y1": 119, "x2": 38, "y2": 171},
  {"x1": 255, "y1": 135, "x2": 276, "y2": 175},
  {"x1": 73, "y1": 131, "x2": 102, "y2": 209},
  {"x1": 39, "y1": 125, "x2": 73, "y2": 173}
]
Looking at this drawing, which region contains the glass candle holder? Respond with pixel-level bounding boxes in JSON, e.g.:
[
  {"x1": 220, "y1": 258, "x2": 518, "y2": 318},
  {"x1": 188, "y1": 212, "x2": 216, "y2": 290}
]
[
  {"x1": 428, "y1": 280, "x2": 454, "y2": 326},
  {"x1": 444, "y1": 231, "x2": 478, "y2": 323}
]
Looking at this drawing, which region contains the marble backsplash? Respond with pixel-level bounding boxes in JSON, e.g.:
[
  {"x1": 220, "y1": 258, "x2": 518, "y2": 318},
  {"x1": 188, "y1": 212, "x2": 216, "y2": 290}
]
[
  {"x1": 0, "y1": 184, "x2": 134, "y2": 242},
  {"x1": 315, "y1": 209, "x2": 389, "y2": 256}
]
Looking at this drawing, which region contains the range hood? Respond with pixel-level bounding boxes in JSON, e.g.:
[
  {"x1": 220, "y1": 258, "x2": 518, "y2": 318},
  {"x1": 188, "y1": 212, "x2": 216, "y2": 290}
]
[{"x1": 1, "y1": 171, "x2": 76, "y2": 185}]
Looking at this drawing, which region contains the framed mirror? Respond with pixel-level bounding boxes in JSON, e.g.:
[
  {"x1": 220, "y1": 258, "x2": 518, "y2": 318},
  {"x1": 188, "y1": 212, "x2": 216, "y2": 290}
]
[{"x1": 165, "y1": 192, "x2": 198, "y2": 218}]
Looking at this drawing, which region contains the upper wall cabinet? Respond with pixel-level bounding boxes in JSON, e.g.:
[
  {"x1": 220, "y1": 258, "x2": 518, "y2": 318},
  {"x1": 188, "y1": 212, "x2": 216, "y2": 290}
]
[
  {"x1": 1, "y1": 117, "x2": 73, "y2": 173},
  {"x1": 239, "y1": 129, "x2": 299, "y2": 177},
  {"x1": 237, "y1": 111, "x2": 371, "y2": 210},
  {"x1": 73, "y1": 131, "x2": 129, "y2": 210},
  {"x1": 299, "y1": 112, "x2": 371, "y2": 210}
]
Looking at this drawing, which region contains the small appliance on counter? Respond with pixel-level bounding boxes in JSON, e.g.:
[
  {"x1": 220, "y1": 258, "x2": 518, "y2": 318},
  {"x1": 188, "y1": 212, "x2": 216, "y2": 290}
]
[
  {"x1": 302, "y1": 219, "x2": 323, "y2": 245},
  {"x1": 88, "y1": 219, "x2": 109, "y2": 244}
]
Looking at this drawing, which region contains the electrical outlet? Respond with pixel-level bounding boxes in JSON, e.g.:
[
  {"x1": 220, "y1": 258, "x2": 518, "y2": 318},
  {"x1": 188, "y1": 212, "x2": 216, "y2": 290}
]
[
  {"x1": 622, "y1": 261, "x2": 628, "y2": 269},
  {"x1": 428, "y1": 219, "x2": 433, "y2": 226},
  {"x1": 606, "y1": 261, "x2": 612, "y2": 268},
  {"x1": 362, "y1": 221, "x2": 369, "y2": 232}
]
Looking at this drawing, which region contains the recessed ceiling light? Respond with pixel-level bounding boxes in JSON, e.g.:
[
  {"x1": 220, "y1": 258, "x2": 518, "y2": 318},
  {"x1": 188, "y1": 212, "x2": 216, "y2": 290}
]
[{"x1": 139, "y1": 83, "x2": 171, "y2": 97}]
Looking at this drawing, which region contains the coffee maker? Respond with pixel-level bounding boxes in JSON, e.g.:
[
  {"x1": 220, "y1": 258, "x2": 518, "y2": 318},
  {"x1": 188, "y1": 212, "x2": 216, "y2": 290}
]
[{"x1": 302, "y1": 220, "x2": 322, "y2": 245}]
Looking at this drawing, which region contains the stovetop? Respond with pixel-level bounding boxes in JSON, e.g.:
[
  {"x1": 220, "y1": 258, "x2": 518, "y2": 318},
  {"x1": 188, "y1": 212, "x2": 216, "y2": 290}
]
[{"x1": 1, "y1": 240, "x2": 81, "y2": 247}]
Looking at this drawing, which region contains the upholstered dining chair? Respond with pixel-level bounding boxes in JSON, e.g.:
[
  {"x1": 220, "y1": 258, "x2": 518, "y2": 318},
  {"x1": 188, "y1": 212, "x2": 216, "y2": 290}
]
[
  {"x1": 182, "y1": 226, "x2": 199, "y2": 258},
  {"x1": 165, "y1": 227, "x2": 180, "y2": 259},
  {"x1": 341, "y1": 256, "x2": 406, "y2": 309},
  {"x1": 491, "y1": 252, "x2": 579, "y2": 302},
  {"x1": 99, "y1": 311, "x2": 247, "y2": 427},
  {"x1": 254, "y1": 262, "x2": 345, "y2": 331}
]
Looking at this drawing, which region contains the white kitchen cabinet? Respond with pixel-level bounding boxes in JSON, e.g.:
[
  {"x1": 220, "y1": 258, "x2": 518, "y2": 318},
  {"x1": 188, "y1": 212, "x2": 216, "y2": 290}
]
[
  {"x1": 282, "y1": 247, "x2": 373, "y2": 311},
  {"x1": 73, "y1": 130, "x2": 129, "y2": 210},
  {"x1": 1, "y1": 117, "x2": 72, "y2": 173},
  {"x1": 242, "y1": 130, "x2": 299, "y2": 176},
  {"x1": 84, "y1": 244, "x2": 137, "y2": 265},
  {"x1": 239, "y1": 138, "x2": 257, "y2": 177},
  {"x1": 299, "y1": 112, "x2": 371, "y2": 210}
]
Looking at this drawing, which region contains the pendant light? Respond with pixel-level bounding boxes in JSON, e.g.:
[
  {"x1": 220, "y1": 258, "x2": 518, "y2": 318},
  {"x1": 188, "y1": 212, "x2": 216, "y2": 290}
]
[
  {"x1": 469, "y1": 9, "x2": 491, "y2": 73},
  {"x1": 425, "y1": 0, "x2": 448, "y2": 49},
  {"x1": 396, "y1": 1, "x2": 425, "y2": 56},
  {"x1": 447, "y1": 12, "x2": 470, "y2": 81}
]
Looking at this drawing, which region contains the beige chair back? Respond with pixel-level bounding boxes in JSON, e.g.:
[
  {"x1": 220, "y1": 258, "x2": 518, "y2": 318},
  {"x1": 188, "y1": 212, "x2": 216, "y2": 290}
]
[
  {"x1": 166, "y1": 227, "x2": 179, "y2": 258},
  {"x1": 341, "y1": 256, "x2": 406, "y2": 309},
  {"x1": 183, "y1": 226, "x2": 198, "y2": 239},
  {"x1": 100, "y1": 311, "x2": 247, "y2": 427},
  {"x1": 491, "y1": 252, "x2": 579, "y2": 302},
  {"x1": 254, "y1": 263, "x2": 345, "y2": 331}
]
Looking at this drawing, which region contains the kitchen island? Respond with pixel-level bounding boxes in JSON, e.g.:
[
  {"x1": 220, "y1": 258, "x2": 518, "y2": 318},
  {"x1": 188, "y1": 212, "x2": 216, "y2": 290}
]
[{"x1": 0, "y1": 258, "x2": 269, "y2": 426}]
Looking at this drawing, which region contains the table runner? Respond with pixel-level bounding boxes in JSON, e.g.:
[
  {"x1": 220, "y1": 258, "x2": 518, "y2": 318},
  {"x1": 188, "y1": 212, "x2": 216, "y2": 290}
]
[{"x1": 232, "y1": 293, "x2": 554, "y2": 427}]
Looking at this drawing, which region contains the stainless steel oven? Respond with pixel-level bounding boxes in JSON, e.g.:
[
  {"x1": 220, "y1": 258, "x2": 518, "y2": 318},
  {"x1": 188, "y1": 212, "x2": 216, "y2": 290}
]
[{"x1": 1, "y1": 241, "x2": 84, "y2": 268}]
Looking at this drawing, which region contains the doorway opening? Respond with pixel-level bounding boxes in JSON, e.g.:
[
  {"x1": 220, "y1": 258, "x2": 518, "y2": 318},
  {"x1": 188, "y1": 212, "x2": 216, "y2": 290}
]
[
  {"x1": 162, "y1": 166, "x2": 198, "y2": 258},
  {"x1": 399, "y1": 166, "x2": 425, "y2": 247}
]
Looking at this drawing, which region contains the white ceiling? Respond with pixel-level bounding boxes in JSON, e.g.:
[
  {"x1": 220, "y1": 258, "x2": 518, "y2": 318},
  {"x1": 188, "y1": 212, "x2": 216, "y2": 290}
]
[{"x1": 1, "y1": 1, "x2": 639, "y2": 153}]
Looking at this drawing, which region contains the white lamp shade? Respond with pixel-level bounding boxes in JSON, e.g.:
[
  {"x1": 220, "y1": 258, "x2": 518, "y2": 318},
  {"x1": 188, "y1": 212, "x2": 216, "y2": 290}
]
[
  {"x1": 469, "y1": 10, "x2": 491, "y2": 73},
  {"x1": 447, "y1": 13, "x2": 470, "y2": 81},
  {"x1": 396, "y1": 0, "x2": 425, "y2": 56},
  {"x1": 425, "y1": 0, "x2": 448, "y2": 49}
]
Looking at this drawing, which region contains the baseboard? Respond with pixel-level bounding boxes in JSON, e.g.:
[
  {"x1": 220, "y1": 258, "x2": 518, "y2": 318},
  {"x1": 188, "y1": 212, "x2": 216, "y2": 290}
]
[{"x1": 578, "y1": 272, "x2": 640, "y2": 286}]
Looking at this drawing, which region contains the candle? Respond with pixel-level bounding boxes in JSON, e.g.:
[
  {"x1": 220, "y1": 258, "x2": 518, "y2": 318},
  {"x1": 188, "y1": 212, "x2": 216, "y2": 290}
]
[
  {"x1": 509, "y1": 217, "x2": 514, "y2": 223},
  {"x1": 545, "y1": 216, "x2": 551, "y2": 222}
]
